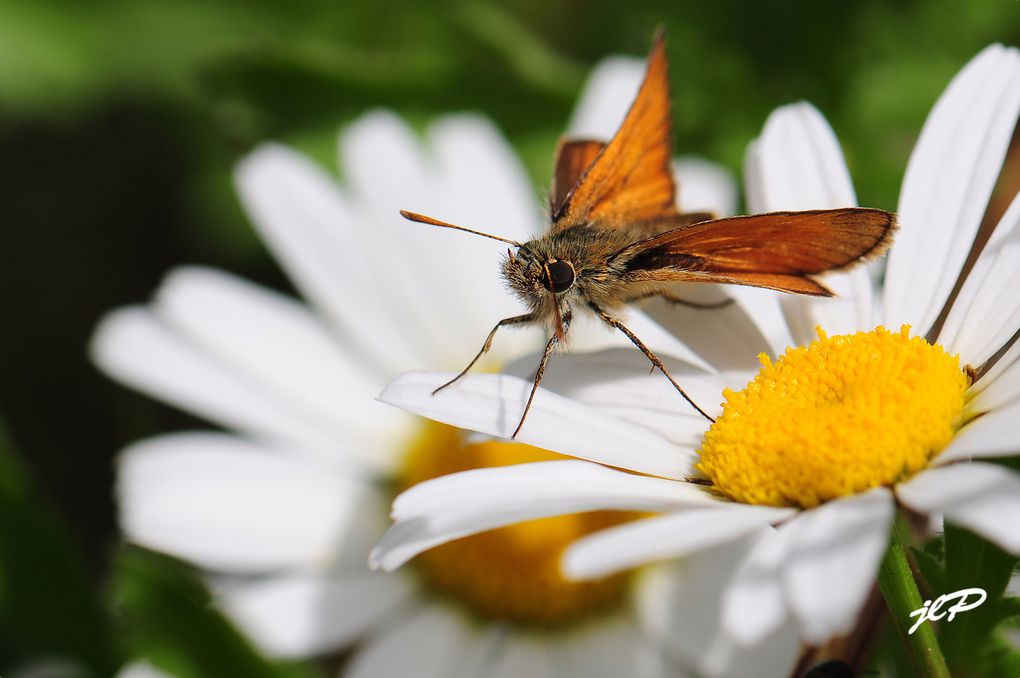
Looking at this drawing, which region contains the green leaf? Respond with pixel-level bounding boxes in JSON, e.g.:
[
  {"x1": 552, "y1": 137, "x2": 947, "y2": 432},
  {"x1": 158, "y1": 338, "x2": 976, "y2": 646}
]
[
  {"x1": 0, "y1": 420, "x2": 120, "y2": 675},
  {"x1": 113, "y1": 548, "x2": 320, "y2": 678},
  {"x1": 940, "y1": 523, "x2": 1020, "y2": 676},
  {"x1": 1000, "y1": 596, "x2": 1020, "y2": 620},
  {"x1": 975, "y1": 634, "x2": 1020, "y2": 678},
  {"x1": 457, "y1": 3, "x2": 584, "y2": 97},
  {"x1": 912, "y1": 542, "x2": 946, "y2": 597}
]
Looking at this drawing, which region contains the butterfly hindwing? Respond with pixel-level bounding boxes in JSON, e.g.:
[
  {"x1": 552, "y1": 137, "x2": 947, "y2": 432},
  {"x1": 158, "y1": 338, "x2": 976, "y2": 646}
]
[{"x1": 615, "y1": 208, "x2": 897, "y2": 295}]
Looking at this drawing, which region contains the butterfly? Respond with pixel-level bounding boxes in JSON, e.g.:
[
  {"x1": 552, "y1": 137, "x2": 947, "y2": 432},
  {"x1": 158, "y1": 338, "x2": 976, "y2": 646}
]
[{"x1": 400, "y1": 28, "x2": 896, "y2": 438}]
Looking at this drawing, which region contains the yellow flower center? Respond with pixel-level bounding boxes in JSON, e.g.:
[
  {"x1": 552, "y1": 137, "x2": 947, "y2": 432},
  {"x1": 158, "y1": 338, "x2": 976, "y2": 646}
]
[
  {"x1": 399, "y1": 422, "x2": 637, "y2": 627},
  {"x1": 696, "y1": 326, "x2": 969, "y2": 509}
]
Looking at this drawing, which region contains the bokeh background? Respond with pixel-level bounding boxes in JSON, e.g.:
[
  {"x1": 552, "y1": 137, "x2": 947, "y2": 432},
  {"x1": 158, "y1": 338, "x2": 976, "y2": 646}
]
[{"x1": 2, "y1": 1, "x2": 1020, "y2": 675}]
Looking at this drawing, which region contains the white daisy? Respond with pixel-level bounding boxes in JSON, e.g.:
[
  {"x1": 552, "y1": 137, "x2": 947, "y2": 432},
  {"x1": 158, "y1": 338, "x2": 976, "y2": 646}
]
[
  {"x1": 372, "y1": 42, "x2": 1020, "y2": 661},
  {"x1": 91, "y1": 58, "x2": 739, "y2": 676}
]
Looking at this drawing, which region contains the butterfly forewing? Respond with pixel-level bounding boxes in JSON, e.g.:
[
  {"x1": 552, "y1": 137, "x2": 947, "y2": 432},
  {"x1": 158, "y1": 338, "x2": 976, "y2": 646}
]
[
  {"x1": 553, "y1": 30, "x2": 679, "y2": 228},
  {"x1": 616, "y1": 208, "x2": 897, "y2": 296}
]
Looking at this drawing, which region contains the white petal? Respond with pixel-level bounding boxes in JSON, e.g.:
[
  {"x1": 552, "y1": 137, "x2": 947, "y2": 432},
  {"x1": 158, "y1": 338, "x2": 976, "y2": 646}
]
[
  {"x1": 218, "y1": 573, "x2": 413, "y2": 658},
  {"x1": 726, "y1": 286, "x2": 796, "y2": 357},
  {"x1": 568, "y1": 57, "x2": 644, "y2": 138},
  {"x1": 346, "y1": 112, "x2": 546, "y2": 371},
  {"x1": 938, "y1": 190, "x2": 1020, "y2": 366},
  {"x1": 345, "y1": 605, "x2": 483, "y2": 678},
  {"x1": 936, "y1": 399, "x2": 1020, "y2": 464},
  {"x1": 370, "y1": 460, "x2": 721, "y2": 571},
  {"x1": 631, "y1": 294, "x2": 774, "y2": 383},
  {"x1": 568, "y1": 306, "x2": 718, "y2": 376},
  {"x1": 704, "y1": 620, "x2": 799, "y2": 678},
  {"x1": 559, "y1": 618, "x2": 670, "y2": 678},
  {"x1": 91, "y1": 307, "x2": 363, "y2": 467},
  {"x1": 973, "y1": 335, "x2": 1020, "y2": 403},
  {"x1": 934, "y1": 187, "x2": 1015, "y2": 354},
  {"x1": 235, "y1": 143, "x2": 429, "y2": 371},
  {"x1": 752, "y1": 102, "x2": 857, "y2": 210},
  {"x1": 427, "y1": 114, "x2": 542, "y2": 247},
  {"x1": 721, "y1": 522, "x2": 798, "y2": 645},
  {"x1": 884, "y1": 45, "x2": 1020, "y2": 334},
  {"x1": 154, "y1": 266, "x2": 409, "y2": 469},
  {"x1": 380, "y1": 371, "x2": 698, "y2": 478},
  {"x1": 479, "y1": 637, "x2": 556, "y2": 678},
  {"x1": 448, "y1": 627, "x2": 504, "y2": 678},
  {"x1": 969, "y1": 355, "x2": 1020, "y2": 415},
  {"x1": 743, "y1": 138, "x2": 766, "y2": 213},
  {"x1": 747, "y1": 101, "x2": 873, "y2": 338},
  {"x1": 674, "y1": 157, "x2": 738, "y2": 216},
  {"x1": 343, "y1": 110, "x2": 434, "y2": 213},
  {"x1": 117, "y1": 433, "x2": 381, "y2": 572},
  {"x1": 412, "y1": 115, "x2": 546, "y2": 364},
  {"x1": 781, "y1": 488, "x2": 894, "y2": 644},
  {"x1": 639, "y1": 535, "x2": 799, "y2": 678},
  {"x1": 563, "y1": 506, "x2": 794, "y2": 580},
  {"x1": 341, "y1": 110, "x2": 517, "y2": 366},
  {"x1": 897, "y1": 462, "x2": 1020, "y2": 554},
  {"x1": 502, "y1": 347, "x2": 723, "y2": 446}
]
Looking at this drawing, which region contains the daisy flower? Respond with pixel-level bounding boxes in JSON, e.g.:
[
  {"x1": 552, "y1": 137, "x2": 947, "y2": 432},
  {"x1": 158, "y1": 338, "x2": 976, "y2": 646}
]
[
  {"x1": 91, "y1": 57, "x2": 739, "y2": 676},
  {"x1": 373, "y1": 42, "x2": 1020, "y2": 660}
]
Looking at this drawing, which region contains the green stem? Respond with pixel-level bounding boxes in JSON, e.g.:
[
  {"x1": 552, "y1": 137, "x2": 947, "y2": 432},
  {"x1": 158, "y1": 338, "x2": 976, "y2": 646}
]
[{"x1": 876, "y1": 516, "x2": 950, "y2": 678}]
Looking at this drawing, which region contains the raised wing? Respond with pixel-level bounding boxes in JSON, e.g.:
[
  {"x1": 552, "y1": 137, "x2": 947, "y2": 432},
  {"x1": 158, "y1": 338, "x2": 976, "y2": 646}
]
[
  {"x1": 614, "y1": 208, "x2": 897, "y2": 296},
  {"x1": 550, "y1": 139, "x2": 605, "y2": 215},
  {"x1": 553, "y1": 29, "x2": 678, "y2": 229}
]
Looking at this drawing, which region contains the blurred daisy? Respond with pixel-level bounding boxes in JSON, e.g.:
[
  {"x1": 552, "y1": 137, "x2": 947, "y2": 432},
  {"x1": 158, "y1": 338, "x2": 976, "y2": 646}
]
[
  {"x1": 92, "y1": 57, "x2": 739, "y2": 676},
  {"x1": 116, "y1": 662, "x2": 168, "y2": 678},
  {"x1": 373, "y1": 43, "x2": 1020, "y2": 652}
]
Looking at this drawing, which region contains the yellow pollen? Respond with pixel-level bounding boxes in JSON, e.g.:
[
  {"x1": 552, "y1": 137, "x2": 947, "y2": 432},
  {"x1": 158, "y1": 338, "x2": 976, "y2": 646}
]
[
  {"x1": 696, "y1": 326, "x2": 969, "y2": 509},
  {"x1": 399, "y1": 422, "x2": 637, "y2": 627}
]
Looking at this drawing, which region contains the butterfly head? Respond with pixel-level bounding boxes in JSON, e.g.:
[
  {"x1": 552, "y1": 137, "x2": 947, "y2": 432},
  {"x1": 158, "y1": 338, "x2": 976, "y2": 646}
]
[{"x1": 501, "y1": 241, "x2": 577, "y2": 311}]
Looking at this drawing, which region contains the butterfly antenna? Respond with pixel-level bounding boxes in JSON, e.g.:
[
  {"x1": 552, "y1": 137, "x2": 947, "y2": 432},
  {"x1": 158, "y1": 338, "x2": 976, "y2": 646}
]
[{"x1": 399, "y1": 210, "x2": 522, "y2": 247}]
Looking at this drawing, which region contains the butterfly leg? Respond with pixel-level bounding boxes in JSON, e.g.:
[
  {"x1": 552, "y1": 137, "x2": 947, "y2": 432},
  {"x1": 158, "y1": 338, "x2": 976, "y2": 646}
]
[
  {"x1": 432, "y1": 312, "x2": 537, "y2": 395},
  {"x1": 512, "y1": 310, "x2": 572, "y2": 439},
  {"x1": 589, "y1": 302, "x2": 715, "y2": 423},
  {"x1": 625, "y1": 290, "x2": 733, "y2": 309}
]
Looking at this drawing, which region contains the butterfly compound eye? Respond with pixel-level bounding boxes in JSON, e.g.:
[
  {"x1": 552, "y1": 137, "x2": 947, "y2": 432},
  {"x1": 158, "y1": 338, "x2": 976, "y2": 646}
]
[{"x1": 542, "y1": 259, "x2": 575, "y2": 293}]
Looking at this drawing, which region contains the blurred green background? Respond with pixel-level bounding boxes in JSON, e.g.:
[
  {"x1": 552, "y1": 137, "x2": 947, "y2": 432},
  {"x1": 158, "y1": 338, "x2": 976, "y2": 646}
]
[{"x1": 2, "y1": 0, "x2": 1019, "y2": 675}]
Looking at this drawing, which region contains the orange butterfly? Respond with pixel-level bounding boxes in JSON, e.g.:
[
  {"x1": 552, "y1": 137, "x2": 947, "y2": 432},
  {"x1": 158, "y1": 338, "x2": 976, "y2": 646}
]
[{"x1": 401, "y1": 29, "x2": 896, "y2": 437}]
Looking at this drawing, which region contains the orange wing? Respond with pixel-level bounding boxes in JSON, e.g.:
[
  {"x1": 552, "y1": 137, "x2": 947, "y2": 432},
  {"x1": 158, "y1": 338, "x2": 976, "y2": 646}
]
[
  {"x1": 550, "y1": 139, "x2": 605, "y2": 216},
  {"x1": 614, "y1": 208, "x2": 897, "y2": 296},
  {"x1": 553, "y1": 28, "x2": 678, "y2": 229}
]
